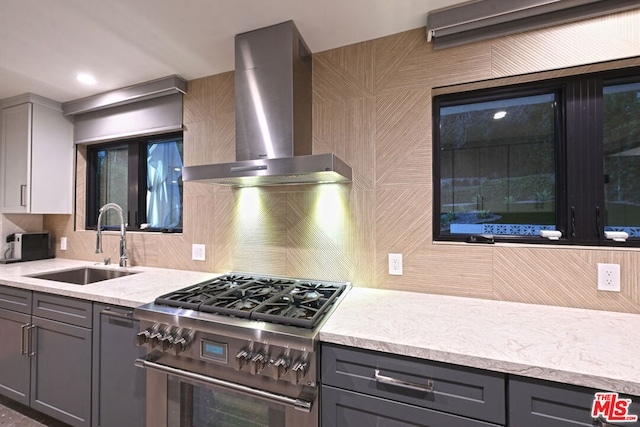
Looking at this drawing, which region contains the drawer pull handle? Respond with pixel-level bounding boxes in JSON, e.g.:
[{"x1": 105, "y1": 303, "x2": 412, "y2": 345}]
[
  {"x1": 101, "y1": 307, "x2": 134, "y2": 319},
  {"x1": 374, "y1": 369, "x2": 434, "y2": 393},
  {"x1": 596, "y1": 417, "x2": 620, "y2": 427}
]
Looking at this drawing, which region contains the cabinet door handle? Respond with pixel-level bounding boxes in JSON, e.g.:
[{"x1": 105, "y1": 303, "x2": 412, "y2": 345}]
[
  {"x1": 374, "y1": 369, "x2": 434, "y2": 393},
  {"x1": 20, "y1": 184, "x2": 27, "y2": 207},
  {"x1": 20, "y1": 323, "x2": 30, "y2": 355},
  {"x1": 28, "y1": 325, "x2": 36, "y2": 357}
]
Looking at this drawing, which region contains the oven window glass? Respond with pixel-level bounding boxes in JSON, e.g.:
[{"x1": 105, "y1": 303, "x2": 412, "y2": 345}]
[{"x1": 168, "y1": 377, "x2": 286, "y2": 427}]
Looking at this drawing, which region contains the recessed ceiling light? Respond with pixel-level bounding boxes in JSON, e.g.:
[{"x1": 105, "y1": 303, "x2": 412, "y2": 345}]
[
  {"x1": 77, "y1": 73, "x2": 97, "y2": 85},
  {"x1": 493, "y1": 111, "x2": 507, "y2": 120}
]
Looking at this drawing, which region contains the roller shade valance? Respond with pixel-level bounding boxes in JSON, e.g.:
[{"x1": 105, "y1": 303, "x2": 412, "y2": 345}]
[
  {"x1": 426, "y1": 0, "x2": 640, "y2": 50},
  {"x1": 72, "y1": 92, "x2": 182, "y2": 144},
  {"x1": 63, "y1": 75, "x2": 186, "y2": 144}
]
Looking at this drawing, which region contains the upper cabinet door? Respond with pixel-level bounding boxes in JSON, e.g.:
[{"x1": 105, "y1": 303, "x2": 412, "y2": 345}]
[
  {"x1": 0, "y1": 97, "x2": 73, "y2": 215},
  {"x1": 1, "y1": 103, "x2": 31, "y2": 213},
  {"x1": 29, "y1": 102, "x2": 73, "y2": 214}
]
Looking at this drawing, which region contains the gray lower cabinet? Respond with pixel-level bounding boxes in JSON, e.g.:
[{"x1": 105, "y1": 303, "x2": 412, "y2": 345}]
[
  {"x1": 30, "y1": 292, "x2": 93, "y2": 427},
  {"x1": 92, "y1": 304, "x2": 146, "y2": 427},
  {"x1": 30, "y1": 315, "x2": 92, "y2": 426},
  {"x1": 0, "y1": 287, "x2": 93, "y2": 427},
  {"x1": 323, "y1": 386, "x2": 503, "y2": 426},
  {"x1": 0, "y1": 287, "x2": 147, "y2": 427},
  {"x1": 509, "y1": 376, "x2": 640, "y2": 427},
  {"x1": 321, "y1": 343, "x2": 506, "y2": 427},
  {"x1": 0, "y1": 286, "x2": 32, "y2": 405}
]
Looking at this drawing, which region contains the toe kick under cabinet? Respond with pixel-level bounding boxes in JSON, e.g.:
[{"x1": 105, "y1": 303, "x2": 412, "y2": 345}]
[{"x1": 321, "y1": 343, "x2": 506, "y2": 426}]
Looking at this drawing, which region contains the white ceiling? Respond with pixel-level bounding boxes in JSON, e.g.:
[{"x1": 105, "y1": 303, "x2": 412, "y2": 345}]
[{"x1": 0, "y1": 0, "x2": 462, "y2": 103}]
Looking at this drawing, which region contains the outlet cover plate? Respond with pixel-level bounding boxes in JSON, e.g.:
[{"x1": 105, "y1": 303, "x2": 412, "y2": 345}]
[
  {"x1": 388, "y1": 253, "x2": 403, "y2": 275},
  {"x1": 192, "y1": 244, "x2": 206, "y2": 261},
  {"x1": 597, "y1": 263, "x2": 620, "y2": 292}
]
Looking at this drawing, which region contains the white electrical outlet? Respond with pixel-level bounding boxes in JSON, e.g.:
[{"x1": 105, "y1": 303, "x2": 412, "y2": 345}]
[
  {"x1": 192, "y1": 244, "x2": 206, "y2": 261},
  {"x1": 388, "y1": 253, "x2": 403, "y2": 275},
  {"x1": 597, "y1": 263, "x2": 620, "y2": 292},
  {"x1": 60, "y1": 237, "x2": 67, "y2": 251}
]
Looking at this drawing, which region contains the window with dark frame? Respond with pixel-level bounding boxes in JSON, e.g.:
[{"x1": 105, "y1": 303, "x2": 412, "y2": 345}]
[
  {"x1": 433, "y1": 67, "x2": 640, "y2": 246},
  {"x1": 86, "y1": 132, "x2": 184, "y2": 232}
]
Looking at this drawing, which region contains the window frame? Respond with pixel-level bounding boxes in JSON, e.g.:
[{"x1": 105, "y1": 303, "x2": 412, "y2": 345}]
[
  {"x1": 85, "y1": 131, "x2": 183, "y2": 232},
  {"x1": 432, "y1": 66, "x2": 640, "y2": 247}
]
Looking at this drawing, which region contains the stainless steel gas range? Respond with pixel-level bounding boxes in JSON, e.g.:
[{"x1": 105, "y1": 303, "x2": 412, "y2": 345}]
[{"x1": 134, "y1": 273, "x2": 349, "y2": 427}]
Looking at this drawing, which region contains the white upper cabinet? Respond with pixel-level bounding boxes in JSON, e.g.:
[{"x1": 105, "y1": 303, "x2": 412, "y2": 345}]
[{"x1": 0, "y1": 94, "x2": 73, "y2": 214}]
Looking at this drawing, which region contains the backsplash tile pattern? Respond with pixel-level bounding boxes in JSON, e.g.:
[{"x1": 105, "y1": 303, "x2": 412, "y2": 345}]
[
  {"x1": 45, "y1": 9, "x2": 640, "y2": 313},
  {"x1": 375, "y1": 88, "x2": 431, "y2": 188},
  {"x1": 492, "y1": 11, "x2": 640, "y2": 78},
  {"x1": 493, "y1": 247, "x2": 640, "y2": 312}
]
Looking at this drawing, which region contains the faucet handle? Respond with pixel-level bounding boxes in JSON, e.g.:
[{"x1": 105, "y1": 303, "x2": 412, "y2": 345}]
[{"x1": 104, "y1": 257, "x2": 111, "y2": 265}]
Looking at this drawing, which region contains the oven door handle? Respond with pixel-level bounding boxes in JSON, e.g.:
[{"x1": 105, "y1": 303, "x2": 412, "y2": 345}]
[{"x1": 135, "y1": 357, "x2": 313, "y2": 413}]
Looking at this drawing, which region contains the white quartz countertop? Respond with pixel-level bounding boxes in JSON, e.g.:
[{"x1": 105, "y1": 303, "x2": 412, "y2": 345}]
[
  {"x1": 320, "y1": 287, "x2": 640, "y2": 396},
  {"x1": 3, "y1": 260, "x2": 638, "y2": 395},
  {"x1": 0, "y1": 258, "x2": 218, "y2": 308}
]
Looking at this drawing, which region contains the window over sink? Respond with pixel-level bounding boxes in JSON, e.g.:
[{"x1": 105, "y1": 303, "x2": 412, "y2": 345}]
[{"x1": 86, "y1": 131, "x2": 183, "y2": 232}]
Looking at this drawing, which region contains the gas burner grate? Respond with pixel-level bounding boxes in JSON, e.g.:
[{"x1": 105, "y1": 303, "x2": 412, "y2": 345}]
[
  {"x1": 251, "y1": 282, "x2": 344, "y2": 328},
  {"x1": 154, "y1": 274, "x2": 346, "y2": 328},
  {"x1": 199, "y1": 282, "x2": 294, "y2": 317},
  {"x1": 155, "y1": 275, "x2": 255, "y2": 309}
]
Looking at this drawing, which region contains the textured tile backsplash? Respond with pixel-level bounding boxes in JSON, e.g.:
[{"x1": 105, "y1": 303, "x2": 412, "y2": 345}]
[{"x1": 46, "y1": 9, "x2": 640, "y2": 313}]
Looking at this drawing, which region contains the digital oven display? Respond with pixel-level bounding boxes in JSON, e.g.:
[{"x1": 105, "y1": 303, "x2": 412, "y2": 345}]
[{"x1": 200, "y1": 340, "x2": 228, "y2": 364}]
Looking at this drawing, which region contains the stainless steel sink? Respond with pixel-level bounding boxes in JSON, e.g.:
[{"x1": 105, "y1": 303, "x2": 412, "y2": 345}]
[{"x1": 28, "y1": 267, "x2": 139, "y2": 285}]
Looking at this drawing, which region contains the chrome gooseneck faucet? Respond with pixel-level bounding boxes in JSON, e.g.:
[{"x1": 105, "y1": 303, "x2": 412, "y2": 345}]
[{"x1": 95, "y1": 203, "x2": 127, "y2": 267}]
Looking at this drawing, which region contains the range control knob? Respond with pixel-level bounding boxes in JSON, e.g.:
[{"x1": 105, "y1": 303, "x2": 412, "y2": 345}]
[
  {"x1": 172, "y1": 336, "x2": 190, "y2": 355},
  {"x1": 135, "y1": 329, "x2": 152, "y2": 346},
  {"x1": 291, "y1": 360, "x2": 308, "y2": 384},
  {"x1": 235, "y1": 348, "x2": 253, "y2": 371},
  {"x1": 174, "y1": 329, "x2": 194, "y2": 355},
  {"x1": 159, "y1": 333, "x2": 174, "y2": 351},
  {"x1": 273, "y1": 355, "x2": 291, "y2": 379},
  {"x1": 148, "y1": 326, "x2": 165, "y2": 348},
  {"x1": 138, "y1": 323, "x2": 161, "y2": 346},
  {"x1": 251, "y1": 351, "x2": 269, "y2": 374}
]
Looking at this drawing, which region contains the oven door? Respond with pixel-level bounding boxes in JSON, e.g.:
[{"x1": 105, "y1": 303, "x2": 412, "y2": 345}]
[{"x1": 137, "y1": 358, "x2": 318, "y2": 427}]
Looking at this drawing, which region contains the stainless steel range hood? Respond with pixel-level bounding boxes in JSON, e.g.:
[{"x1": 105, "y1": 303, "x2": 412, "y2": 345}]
[{"x1": 183, "y1": 21, "x2": 352, "y2": 187}]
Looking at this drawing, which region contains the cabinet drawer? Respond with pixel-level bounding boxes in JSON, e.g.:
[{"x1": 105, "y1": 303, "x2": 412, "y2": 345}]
[
  {"x1": 321, "y1": 344, "x2": 505, "y2": 425},
  {"x1": 0, "y1": 285, "x2": 32, "y2": 313},
  {"x1": 509, "y1": 376, "x2": 640, "y2": 427},
  {"x1": 322, "y1": 385, "x2": 501, "y2": 427},
  {"x1": 32, "y1": 293, "x2": 92, "y2": 328}
]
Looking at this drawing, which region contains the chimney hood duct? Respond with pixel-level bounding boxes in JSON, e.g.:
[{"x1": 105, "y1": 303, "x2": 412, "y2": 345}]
[
  {"x1": 183, "y1": 21, "x2": 352, "y2": 187},
  {"x1": 426, "y1": 0, "x2": 640, "y2": 50}
]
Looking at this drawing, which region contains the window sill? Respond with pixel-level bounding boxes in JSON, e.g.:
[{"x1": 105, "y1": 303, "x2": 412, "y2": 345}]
[
  {"x1": 432, "y1": 239, "x2": 640, "y2": 252},
  {"x1": 79, "y1": 229, "x2": 183, "y2": 236}
]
